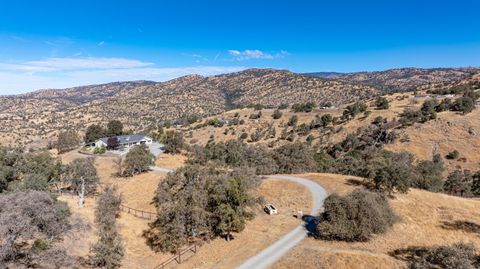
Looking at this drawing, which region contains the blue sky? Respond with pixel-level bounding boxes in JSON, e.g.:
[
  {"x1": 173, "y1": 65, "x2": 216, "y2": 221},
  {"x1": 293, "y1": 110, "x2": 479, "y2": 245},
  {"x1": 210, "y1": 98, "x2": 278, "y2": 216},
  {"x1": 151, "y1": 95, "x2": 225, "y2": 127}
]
[{"x1": 0, "y1": 0, "x2": 479, "y2": 94}]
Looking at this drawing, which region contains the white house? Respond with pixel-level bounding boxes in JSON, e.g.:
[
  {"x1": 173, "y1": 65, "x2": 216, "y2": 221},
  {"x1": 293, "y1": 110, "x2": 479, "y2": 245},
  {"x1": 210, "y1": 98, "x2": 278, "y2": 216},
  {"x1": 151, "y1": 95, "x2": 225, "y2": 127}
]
[{"x1": 93, "y1": 134, "x2": 153, "y2": 149}]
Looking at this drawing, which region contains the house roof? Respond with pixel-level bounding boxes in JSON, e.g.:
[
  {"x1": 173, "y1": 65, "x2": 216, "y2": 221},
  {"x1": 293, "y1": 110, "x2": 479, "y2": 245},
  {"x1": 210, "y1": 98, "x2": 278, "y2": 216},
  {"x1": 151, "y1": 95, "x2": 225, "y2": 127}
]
[{"x1": 99, "y1": 134, "x2": 149, "y2": 145}]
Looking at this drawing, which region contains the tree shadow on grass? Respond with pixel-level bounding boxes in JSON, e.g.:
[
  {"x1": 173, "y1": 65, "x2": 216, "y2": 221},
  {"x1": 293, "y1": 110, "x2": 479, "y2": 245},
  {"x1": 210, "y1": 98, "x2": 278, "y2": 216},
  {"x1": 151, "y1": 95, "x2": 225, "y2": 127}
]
[
  {"x1": 345, "y1": 178, "x2": 376, "y2": 190},
  {"x1": 345, "y1": 178, "x2": 364, "y2": 186},
  {"x1": 441, "y1": 220, "x2": 480, "y2": 234},
  {"x1": 301, "y1": 214, "x2": 319, "y2": 235},
  {"x1": 388, "y1": 246, "x2": 429, "y2": 263}
]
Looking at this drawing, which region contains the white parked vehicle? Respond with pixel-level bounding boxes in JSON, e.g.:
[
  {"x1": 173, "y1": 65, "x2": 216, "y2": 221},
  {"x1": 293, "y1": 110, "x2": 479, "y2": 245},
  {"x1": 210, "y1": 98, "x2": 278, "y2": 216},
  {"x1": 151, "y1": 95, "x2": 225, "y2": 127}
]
[{"x1": 264, "y1": 204, "x2": 278, "y2": 215}]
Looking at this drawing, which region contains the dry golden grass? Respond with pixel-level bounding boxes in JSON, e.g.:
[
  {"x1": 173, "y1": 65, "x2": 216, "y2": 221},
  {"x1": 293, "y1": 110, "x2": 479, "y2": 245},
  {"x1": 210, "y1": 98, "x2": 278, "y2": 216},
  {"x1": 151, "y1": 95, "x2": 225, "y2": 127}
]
[
  {"x1": 178, "y1": 179, "x2": 312, "y2": 269},
  {"x1": 155, "y1": 153, "x2": 188, "y2": 169},
  {"x1": 275, "y1": 173, "x2": 480, "y2": 269},
  {"x1": 60, "y1": 155, "x2": 315, "y2": 269},
  {"x1": 94, "y1": 157, "x2": 164, "y2": 212},
  {"x1": 386, "y1": 108, "x2": 480, "y2": 173},
  {"x1": 59, "y1": 195, "x2": 171, "y2": 269},
  {"x1": 183, "y1": 107, "x2": 343, "y2": 146},
  {"x1": 60, "y1": 155, "x2": 170, "y2": 268}
]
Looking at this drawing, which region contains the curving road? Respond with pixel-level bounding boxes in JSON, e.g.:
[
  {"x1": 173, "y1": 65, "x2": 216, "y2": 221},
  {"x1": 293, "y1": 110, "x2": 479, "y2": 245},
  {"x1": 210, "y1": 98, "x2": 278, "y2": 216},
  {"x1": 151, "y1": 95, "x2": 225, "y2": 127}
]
[
  {"x1": 147, "y1": 143, "x2": 328, "y2": 269},
  {"x1": 236, "y1": 175, "x2": 328, "y2": 269}
]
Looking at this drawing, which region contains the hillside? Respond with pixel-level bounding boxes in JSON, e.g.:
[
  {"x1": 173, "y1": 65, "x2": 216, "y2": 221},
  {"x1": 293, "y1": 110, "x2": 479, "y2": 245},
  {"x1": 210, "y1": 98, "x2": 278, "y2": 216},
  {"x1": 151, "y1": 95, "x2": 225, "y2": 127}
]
[
  {"x1": 19, "y1": 81, "x2": 156, "y2": 104},
  {"x1": 176, "y1": 74, "x2": 480, "y2": 174},
  {"x1": 0, "y1": 68, "x2": 377, "y2": 148},
  {"x1": 306, "y1": 67, "x2": 480, "y2": 93}
]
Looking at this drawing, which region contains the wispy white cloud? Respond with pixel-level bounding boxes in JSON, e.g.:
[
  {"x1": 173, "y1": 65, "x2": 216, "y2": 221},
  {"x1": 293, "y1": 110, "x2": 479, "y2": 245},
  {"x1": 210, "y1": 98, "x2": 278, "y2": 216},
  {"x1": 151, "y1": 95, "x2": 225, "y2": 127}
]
[
  {"x1": 0, "y1": 57, "x2": 244, "y2": 94},
  {"x1": 227, "y1": 49, "x2": 289, "y2": 61},
  {"x1": 24, "y1": 57, "x2": 153, "y2": 70},
  {"x1": 182, "y1": 53, "x2": 210, "y2": 63},
  {"x1": 97, "y1": 41, "x2": 105, "y2": 46}
]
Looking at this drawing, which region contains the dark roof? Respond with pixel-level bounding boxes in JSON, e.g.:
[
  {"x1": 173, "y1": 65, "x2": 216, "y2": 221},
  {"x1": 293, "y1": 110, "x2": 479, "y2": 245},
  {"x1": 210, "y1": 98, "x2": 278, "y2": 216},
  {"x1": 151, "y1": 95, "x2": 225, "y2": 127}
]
[{"x1": 99, "y1": 134, "x2": 148, "y2": 145}]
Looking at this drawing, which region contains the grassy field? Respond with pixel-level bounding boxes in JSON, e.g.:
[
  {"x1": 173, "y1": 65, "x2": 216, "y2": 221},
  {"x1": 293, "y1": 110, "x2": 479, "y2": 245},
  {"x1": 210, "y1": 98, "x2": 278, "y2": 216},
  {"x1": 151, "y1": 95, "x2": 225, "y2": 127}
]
[{"x1": 274, "y1": 174, "x2": 480, "y2": 269}]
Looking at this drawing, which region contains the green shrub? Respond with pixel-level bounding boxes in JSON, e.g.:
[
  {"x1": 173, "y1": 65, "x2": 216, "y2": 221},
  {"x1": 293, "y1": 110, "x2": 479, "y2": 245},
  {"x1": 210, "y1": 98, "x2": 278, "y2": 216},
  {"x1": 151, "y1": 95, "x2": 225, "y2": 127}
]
[
  {"x1": 375, "y1": 97, "x2": 390, "y2": 109},
  {"x1": 446, "y1": 150, "x2": 460, "y2": 160},
  {"x1": 32, "y1": 239, "x2": 49, "y2": 253},
  {"x1": 93, "y1": 145, "x2": 106, "y2": 154},
  {"x1": 316, "y1": 189, "x2": 397, "y2": 242},
  {"x1": 395, "y1": 243, "x2": 479, "y2": 269},
  {"x1": 292, "y1": 102, "x2": 316, "y2": 113},
  {"x1": 239, "y1": 132, "x2": 248, "y2": 140},
  {"x1": 272, "y1": 110, "x2": 283, "y2": 119},
  {"x1": 161, "y1": 131, "x2": 184, "y2": 154},
  {"x1": 278, "y1": 103, "x2": 289, "y2": 110},
  {"x1": 123, "y1": 145, "x2": 154, "y2": 176},
  {"x1": 343, "y1": 101, "x2": 367, "y2": 119},
  {"x1": 287, "y1": 115, "x2": 298, "y2": 126},
  {"x1": 452, "y1": 96, "x2": 475, "y2": 114}
]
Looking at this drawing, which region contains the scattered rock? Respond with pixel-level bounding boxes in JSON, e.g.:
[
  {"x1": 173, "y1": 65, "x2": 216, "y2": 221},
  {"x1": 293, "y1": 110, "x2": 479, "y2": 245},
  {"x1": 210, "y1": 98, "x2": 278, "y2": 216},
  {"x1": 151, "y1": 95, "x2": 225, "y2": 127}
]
[{"x1": 468, "y1": 127, "x2": 477, "y2": 136}]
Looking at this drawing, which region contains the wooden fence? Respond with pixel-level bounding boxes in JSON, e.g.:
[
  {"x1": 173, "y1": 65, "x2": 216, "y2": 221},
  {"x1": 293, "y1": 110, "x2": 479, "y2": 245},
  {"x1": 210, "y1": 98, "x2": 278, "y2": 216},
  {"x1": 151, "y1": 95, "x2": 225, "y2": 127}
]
[
  {"x1": 119, "y1": 204, "x2": 156, "y2": 220},
  {"x1": 58, "y1": 190, "x2": 156, "y2": 221},
  {"x1": 153, "y1": 244, "x2": 198, "y2": 269}
]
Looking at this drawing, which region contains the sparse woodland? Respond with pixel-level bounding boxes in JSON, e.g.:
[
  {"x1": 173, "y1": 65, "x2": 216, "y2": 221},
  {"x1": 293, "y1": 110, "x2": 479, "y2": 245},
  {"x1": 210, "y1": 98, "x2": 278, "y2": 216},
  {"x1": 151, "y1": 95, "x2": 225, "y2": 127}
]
[{"x1": 1, "y1": 68, "x2": 480, "y2": 268}]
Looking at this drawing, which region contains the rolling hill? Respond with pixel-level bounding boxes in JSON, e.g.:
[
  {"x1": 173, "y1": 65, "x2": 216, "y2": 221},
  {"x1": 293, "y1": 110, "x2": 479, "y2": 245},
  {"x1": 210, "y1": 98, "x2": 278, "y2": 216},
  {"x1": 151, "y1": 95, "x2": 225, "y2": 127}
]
[
  {"x1": 0, "y1": 68, "x2": 377, "y2": 148},
  {"x1": 305, "y1": 67, "x2": 480, "y2": 93}
]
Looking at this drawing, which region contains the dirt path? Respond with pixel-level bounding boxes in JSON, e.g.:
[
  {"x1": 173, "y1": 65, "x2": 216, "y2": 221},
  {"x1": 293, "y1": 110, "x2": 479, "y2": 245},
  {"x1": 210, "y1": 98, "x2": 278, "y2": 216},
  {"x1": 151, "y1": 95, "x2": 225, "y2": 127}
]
[{"x1": 236, "y1": 175, "x2": 327, "y2": 269}]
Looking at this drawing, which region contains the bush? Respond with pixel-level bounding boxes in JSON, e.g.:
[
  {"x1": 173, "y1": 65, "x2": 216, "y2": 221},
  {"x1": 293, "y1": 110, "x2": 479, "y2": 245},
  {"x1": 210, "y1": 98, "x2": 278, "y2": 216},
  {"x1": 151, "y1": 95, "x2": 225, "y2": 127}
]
[
  {"x1": 413, "y1": 154, "x2": 445, "y2": 192},
  {"x1": 444, "y1": 170, "x2": 473, "y2": 197},
  {"x1": 320, "y1": 114, "x2": 333, "y2": 127},
  {"x1": 287, "y1": 115, "x2": 298, "y2": 126},
  {"x1": 207, "y1": 118, "x2": 223, "y2": 127},
  {"x1": 239, "y1": 132, "x2": 248, "y2": 140},
  {"x1": 375, "y1": 97, "x2": 390, "y2": 109},
  {"x1": 292, "y1": 102, "x2": 316, "y2": 113},
  {"x1": 396, "y1": 243, "x2": 479, "y2": 269},
  {"x1": 90, "y1": 185, "x2": 124, "y2": 268},
  {"x1": 278, "y1": 103, "x2": 289, "y2": 110},
  {"x1": 56, "y1": 130, "x2": 80, "y2": 154},
  {"x1": 316, "y1": 189, "x2": 397, "y2": 242},
  {"x1": 0, "y1": 191, "x2": 71, "y2": 265},
  {"x1": 94, "y1": 145, "x2": 106, "y2": 154},
  {"x1": 446, "y1": 149, "x2": 460, "y2": 160},
  {"x1": 399, "y1": 104, "x2": 436, "y2": 126},
  {"x1": 85, "y1": 124, "x2": 106, "y2": 144},
  {"x1": 249, "y1": 111, "x2": 262, "y2": 120},
  {"x1": 435, "y1": 98, "x2": 453, "y2": 112},
  {"x1": 272, "y1": 110, "x2": 283, "y2": 119},
  {"x1": 343, "y1": 101, "x2": 368, "y2": 119},
  {"x1": 470, "y1": 171, "x2": 480, "y2": 196},
  {"x1": 106, "y1": 120, "x2": 124, "y2": 137},
  {"x1": 452, "y1": 96, "x2": 475, "y2": 114},
  {"x1": 370, "y1": 152, "x2": 413, "y2": 195},
  {"x1": 273, "y1": 142, "x2": 317, "y2": 173},
  {"x1": 123, "y1": 145, "x2": 154, "y2": 176},
  {"x1": 161, "y1": 130, "x2": 184, "y2": 154}
]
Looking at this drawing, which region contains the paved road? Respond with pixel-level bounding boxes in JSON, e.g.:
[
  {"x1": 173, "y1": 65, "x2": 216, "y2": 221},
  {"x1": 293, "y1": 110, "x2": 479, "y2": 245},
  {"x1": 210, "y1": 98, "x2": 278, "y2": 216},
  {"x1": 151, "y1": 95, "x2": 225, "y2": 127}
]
[
  {"x1": 147, "y1": 142, "x2": 177, "y2": 174},
  {"x1": 150, "y1": 166, "x2": 174, "y2": 173},
  {"x1": 148, "y1": 142, "x2": 165, "y2": 157},
  {"x1": 236, "y1": 175, "x2": 328, "y2": 269}
]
